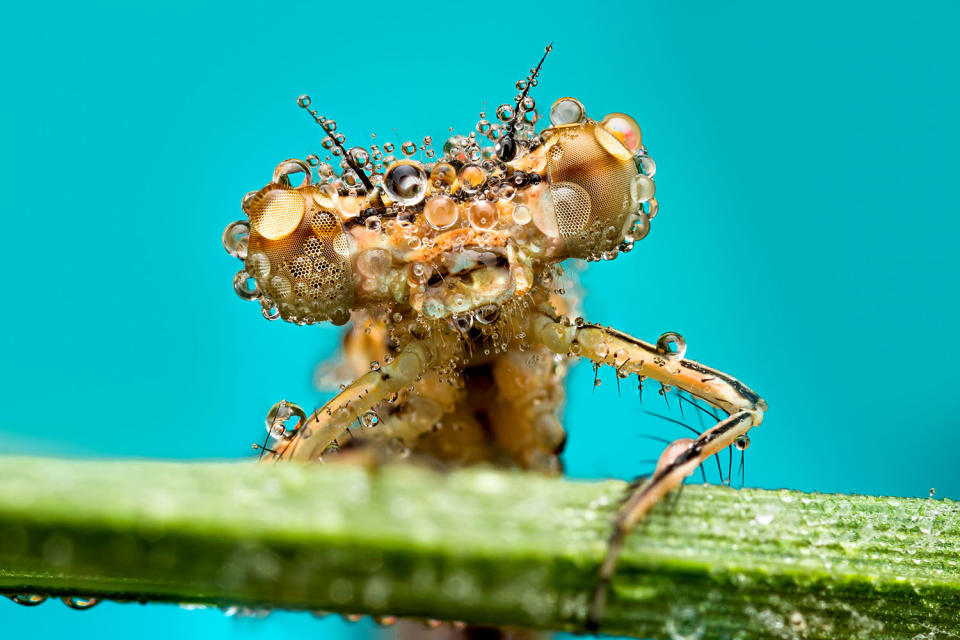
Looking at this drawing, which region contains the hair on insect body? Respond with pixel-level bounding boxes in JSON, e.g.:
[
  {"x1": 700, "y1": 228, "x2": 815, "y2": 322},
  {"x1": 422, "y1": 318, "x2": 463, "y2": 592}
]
[{"x1": 221, "y1": 44, "x2": 767, "y2": 630}]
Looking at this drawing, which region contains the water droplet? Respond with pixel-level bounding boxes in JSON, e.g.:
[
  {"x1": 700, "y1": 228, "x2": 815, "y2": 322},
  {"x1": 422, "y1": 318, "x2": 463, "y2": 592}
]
[
  {"x1": 222, "y1": 220, "x2": 250, "y2": 260},
  {"x1": 734, "y1": 434, "x2": 750, "y2": 451},
  {"x1": 401, "y1": 140, "x2": 417, "y2": 156},
  {"x1": 656, "y1": 332, "x2": 686, "y2": 360},
  {"x1": 549, "y1": 97, "x2": 585, "y2": 126},
  {"x1": 347, "y1": 147, "x2": 369, "y2": 167},
  {"x1": 8, "y1": 594, "x2": 46, "y2": 606},
  {"x1": 631, "y1": 174, "x2": 656, "y2": 204},
  {"x1": 458, "y1": 164, "x2": 485, "y2": 194},
  {"x1": 62, "y1": 596, "x2": 100, "y2": 610},
  {"x1": 272, "y1": 158, "x2": 312, "y2": 188},
  {"x1": 424, "y1": 195, "x2": 458, "y2": 230},
  {"x1": 383, "y1": 161, "x2": 427, "y2": 206},
  {"x1": 635, "y1": 153, "x2": 656, "y2": 178},
  {"x1": 233, "y1": 269, "x2": 260, "y2": 301},
  {"x1": 383, "y1": 142, "x2": 395, "y2": 153},
  {"x1": 600, "y1": 112, "x2": 643, "y2": 154},
  {"x1": 474, "y1": 304, "x2": 501, "y2": 325},
  {"x1": 513, "y1": 204, "x2": 531, "y2": 224},
  {"x1": 265, "y1": 400, "x2": 307, "y2": 438},
  {"x1": 430, "y1": 163, "x2": 457, "y2": 191},
  {"x1": 468, "y1": 201, "x2": 499, "y2": 230},
  {"x1": 360, "y1": 409, "x2": 380, "y2": 428},
  {"x1": 297, "y1": 95, "x2": 311, "y2": 108}
]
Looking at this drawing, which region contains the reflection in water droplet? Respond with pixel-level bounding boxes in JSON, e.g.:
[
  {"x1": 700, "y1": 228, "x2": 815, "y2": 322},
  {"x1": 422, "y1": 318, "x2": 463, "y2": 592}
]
[
  {"x1": 424, "y1": 195, "x2": 458, "y2": 230},
  {"x1": 265, "y1": 400, "x2": 307, "y2": 438},
  {"x1": 430, "y1": 163, "x2": 457, "y2": 191},
  {"x1": 656, "y1": 332, "x2": 686, "y2": 360},
  {"x1": 360, "y1": 409, "x2": 380, "y2": 428},
  {"x1": 734, "y1": 434, "x2": 751, "y2": 451},
  {"x1": 233, "y1": 270, "x2": 260, "y2": 301},
  {"x1": 458, "y1": 164, "x2": 485, "y2": 194},
  {"x1": 61, "y1": 596, "x2": 100, "y2": 610},
  {"x1": 513, "y1": 204, "x2": 532, "y2": 225},
  {"x1": 8, "y1": 594, "x2": 47, "y2": 606},
  {"x1": 549, "y1": 97, "x2": 584, "y2": 126},
  {"x1": 468, "y1": 201, "x2": 499, "y2": 230},
  {"x1": 383, "y1": 161, "x2": 427, "y2": 206},
  {"x1": 222, "y1": 220, "x2": 250, "y2": 260}
]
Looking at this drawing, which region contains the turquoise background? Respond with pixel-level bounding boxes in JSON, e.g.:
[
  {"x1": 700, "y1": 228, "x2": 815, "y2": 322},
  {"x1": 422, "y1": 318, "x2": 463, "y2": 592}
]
[{"x1": 1, "y1": 0, "x2": 957, "y2": 637}]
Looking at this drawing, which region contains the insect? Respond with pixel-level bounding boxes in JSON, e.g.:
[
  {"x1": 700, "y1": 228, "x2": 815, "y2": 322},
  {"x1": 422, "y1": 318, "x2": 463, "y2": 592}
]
[{"x1": 221, "y1": 45, "x2": 767, "y2": 629}]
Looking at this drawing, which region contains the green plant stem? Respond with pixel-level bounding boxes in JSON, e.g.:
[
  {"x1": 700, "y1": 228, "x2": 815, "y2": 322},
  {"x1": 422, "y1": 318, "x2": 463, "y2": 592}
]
[{"x1": 0, "y1": 457, "x2": 956, "y2": 639}]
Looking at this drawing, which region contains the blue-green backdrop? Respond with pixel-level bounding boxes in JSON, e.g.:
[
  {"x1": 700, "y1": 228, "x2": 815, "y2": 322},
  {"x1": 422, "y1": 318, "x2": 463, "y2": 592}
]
[{"x1": 1, "y1": 1, "x2": 957, "y2": 637}]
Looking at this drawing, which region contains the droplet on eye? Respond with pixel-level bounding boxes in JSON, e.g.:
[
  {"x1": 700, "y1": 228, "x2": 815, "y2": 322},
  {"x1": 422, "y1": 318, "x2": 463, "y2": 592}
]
[
  {"x1": 233, "y1": 269, "x2": 260, "y2": 300},
  {"x1": 252, "y1": 189, "x2": 305, "y2": 240},
  {"x1": 222, "y1": 220, "x2": 250, "y2": 260},
  {"x1": 424, "y1": 195, "x2": 458, "y2": 230},
  {"x1": 468, "y1": 200, "x2": 499, "y2": 230},
  {"x1": 593, "y1": 123, "x2": 633, "y2": 161},
  {"x1": 246, "y1": 251, "x2": 270, "y2": 278},
  {"x1": 630, "y1": 174, "x2": 656, "y2": 205},
  {"x1": 272, "y1": 158, "x2": 313, "y2": 188},
  {"x1": 600, "y1": 113, "x2": 643, "y2": 154},
  {"x1": 656, "y1": 332, "x2": 687, "y2": 360},
  {"x1": 383, "y1": 160, "x2": 427, "y2": 206},
  {"x1": 549, "y1": 97, "x2": 585, "y2": 126}
]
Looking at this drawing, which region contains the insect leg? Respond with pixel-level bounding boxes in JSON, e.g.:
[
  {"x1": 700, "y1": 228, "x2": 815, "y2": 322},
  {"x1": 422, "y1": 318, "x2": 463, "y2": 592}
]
[
  {"x1": 275, "y1": 338, "x2": 437, "y2": 462},
  {"x1": 530, "y1": 314, "x2": 766, "y2": 628}
]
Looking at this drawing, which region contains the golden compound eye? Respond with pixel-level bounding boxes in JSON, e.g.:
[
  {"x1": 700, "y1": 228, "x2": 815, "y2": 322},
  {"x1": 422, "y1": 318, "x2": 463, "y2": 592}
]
[
  {"x1": 600, "y1": 113, "x2": 643, "y2": 154},
  {"x1": 251, "y1": 189, "x2": 305, "y2": 240},
  {"x1": 549, "y1": 97, "x2": 585, "y2": 126}
]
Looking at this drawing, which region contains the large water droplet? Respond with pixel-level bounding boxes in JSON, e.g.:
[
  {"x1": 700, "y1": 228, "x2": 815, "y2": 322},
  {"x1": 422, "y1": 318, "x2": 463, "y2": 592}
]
[
  {"x1": 656, "y1": 332, "x2": 686, "y2": 360},
  {"x1": 265, "y1": 400, "x2": 307, "y2": 438},
  {"x1": 7, "y1": 594, "x2": 47, "y2": 606},
  {"x1": 549, "y1": 97, "x2": 585, "y2": 126},
  {"x1": 424, "y1": 195, "x2": 458, "y2": 230},
  {"x1": 222, "y1": 220, "x2": 250, "y2": 260},
  {"x1": 468, "y1": 201, "x2": 499, "y2": 230},
  {"x1": 383, "y1": 161, "x2": 427, "y2": 206},
  {"x1": 233, "y1": 269, "x2": 260, "y2": 301}
]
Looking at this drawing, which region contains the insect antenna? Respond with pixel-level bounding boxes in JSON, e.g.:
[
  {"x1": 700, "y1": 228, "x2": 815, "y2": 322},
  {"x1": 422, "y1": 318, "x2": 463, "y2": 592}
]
[
  {"x1": 496, "y1": 43, "x2": 553, "y2": 162},
  {"x1": 296, "y1": 95, "x2": 375, "y2": 192}
]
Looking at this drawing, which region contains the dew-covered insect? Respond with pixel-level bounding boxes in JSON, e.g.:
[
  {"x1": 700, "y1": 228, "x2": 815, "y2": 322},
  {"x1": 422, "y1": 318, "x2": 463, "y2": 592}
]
[{"x1": 221, "y1": 45, "x2": 766, "y2": 628}]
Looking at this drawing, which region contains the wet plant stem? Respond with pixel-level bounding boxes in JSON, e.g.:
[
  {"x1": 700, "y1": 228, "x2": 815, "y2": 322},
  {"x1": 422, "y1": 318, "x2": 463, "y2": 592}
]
[{"x1": 0, "y1": 457, "x2": 957, "y2": 639}]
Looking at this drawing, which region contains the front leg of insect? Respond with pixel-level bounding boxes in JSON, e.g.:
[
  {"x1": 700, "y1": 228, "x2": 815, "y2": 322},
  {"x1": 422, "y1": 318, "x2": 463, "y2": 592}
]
[
  {"x1": 221, "y1": 45, "x2": 767, "y2": 632},
  {"x1": 531, "y1": 313, "x2": 766, "y2": 627}
]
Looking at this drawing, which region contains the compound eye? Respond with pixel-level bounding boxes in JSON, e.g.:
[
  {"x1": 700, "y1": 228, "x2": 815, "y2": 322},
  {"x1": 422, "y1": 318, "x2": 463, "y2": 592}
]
[
  {"x1": 543, "y1": 121, "x2": 640, "y2": 258},
  {"x1": 250, "y1": 188, "x2": 306, "y2": 240},
  {"x1": 600, "y1": 113, "x2": 643, "y2": 154}
]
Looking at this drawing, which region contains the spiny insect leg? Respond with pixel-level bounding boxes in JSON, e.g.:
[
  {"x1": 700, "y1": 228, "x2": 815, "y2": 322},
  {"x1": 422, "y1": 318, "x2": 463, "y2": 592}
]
[
  {"x1": 530, "y1": 314, "x2": 766, "y2": 629},
  {"x1": 275, "y1": 339, "x2": 436, "y2": 462}
]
